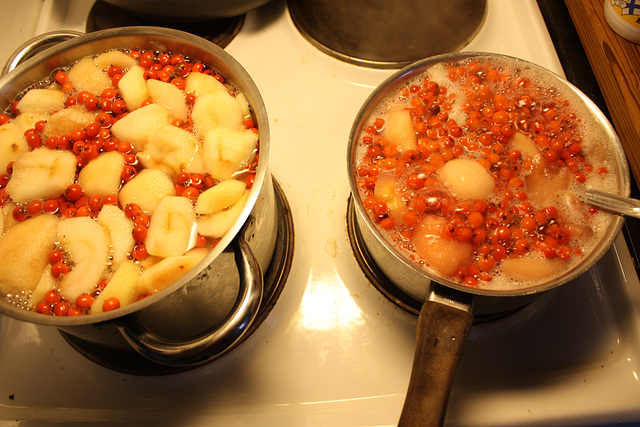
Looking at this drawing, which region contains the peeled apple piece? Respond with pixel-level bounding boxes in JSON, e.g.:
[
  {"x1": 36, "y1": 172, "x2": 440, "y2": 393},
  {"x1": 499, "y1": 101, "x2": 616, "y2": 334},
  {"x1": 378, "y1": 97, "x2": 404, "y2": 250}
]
[
  {"x1": 202, "y1": 127, "x2": 258, "y2": 180},
  {"x1": 195, "y1": 179, "x2": 246, "y2": 215},
  {"x1": 118, "y1": 65, "x2": 148, "y2": 111},
  {"x1": 77, "y1": 151, "x2": 125, "y2": 197},
  {"x1": 500, "y1": 257, "x2": 567, "y2": 282},
  {"x1": 141, "y1": 124, "x2": 203, "y2": 176},
  {"x1": 94, "y1": 50, "x2": 137, "y2": 71},
  {"x1": 0, "y1": 122, "x2": 28, "y2": 174},
  {"x1": 138, "y1": 248, "x2": 208, "y2": 295},
  {"x1": 110, "y1": 103, "x2": 171, "y2": 152},
  {"x1": 90, "y1": 260, "x2": 143, "y2": 314},
  {"x1": 373, "y1": 172, "x2": 404, "y2": 222},
  {"x1": 525, "y1": 162, "x2": 571, "y2": 206},
  {"x1": 5, "y1": 147, "x2": 77, "y2": 204},
  {"x1": 58, "y1": 217, "x2": 110, "y2": 301},
  {"x1": 0, "y1": 214, "x2": 58, "y2": 295},
  {"x1": 1, "y1": 202, "x2": 17, "y2": 232},
  {"x1": 191, "y1": 90, "x2": 244, "y2": 138},
  {"x1": 12, "y1": 112, "x2": 50, "y2": 134},
  {"x1": 118, "y1": 168, "x2": 176, "y2": 215},
  {"x1": 510, "y1": 132, "x2": 541, "y2": 161},
  {"x1": 185, "y1": 72, "x2": 226, "y2": 96},
  {"x1": 439, "y1": 158, "x2": 495, "y2": 200},
  {"x1": 197, "y1": 190, "x2": 249, "y2": 238},
  {"x1": 97, "y1": 204, "x2": 135, "y2": 270},
  {"x1": 28, "y1": 267, "x2": 56, "y2": 309},
  {"x1": 147, "y1": 79, "x2": 188, "y2": 121},
  {"x1": 384, "y1": 108, "x2": 417, "y2": 152},
  {"x1": 145, "y1": 196, "x2": 196, "y2": 258},
  {"x1": 16, "y1": 88, "x2": 65, "y2": 114},
  {"x1": 412, "y1": 215, "x2": 473, "y2": 277},
  {"x1": 44, "y1": 105, "x2": 97, "y2": 137},
  {"x1": 67, "y1": 56, "x2": 112, "y2": 96}
]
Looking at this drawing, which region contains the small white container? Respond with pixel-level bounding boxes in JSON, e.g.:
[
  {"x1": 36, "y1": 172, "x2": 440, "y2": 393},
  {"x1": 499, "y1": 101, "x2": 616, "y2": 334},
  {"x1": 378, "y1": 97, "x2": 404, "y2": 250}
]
[{"x1": 604, "y1": 0, "x2": 640, "y2": 44}]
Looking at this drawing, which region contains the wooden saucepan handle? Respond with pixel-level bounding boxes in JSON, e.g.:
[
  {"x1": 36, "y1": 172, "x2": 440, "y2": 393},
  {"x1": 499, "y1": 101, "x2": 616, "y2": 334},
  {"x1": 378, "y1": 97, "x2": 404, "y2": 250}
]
[{"x1": 398, "y1": 285, "x2": 474, "y2": 426}]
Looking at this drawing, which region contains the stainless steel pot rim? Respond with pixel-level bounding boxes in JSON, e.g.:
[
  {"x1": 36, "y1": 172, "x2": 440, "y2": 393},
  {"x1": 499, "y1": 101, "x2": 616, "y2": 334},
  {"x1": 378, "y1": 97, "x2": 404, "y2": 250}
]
[
  {"x1": 347, "y1": 51, "x2": 630, "y2": 298},
  {"x1": 0, "y1": 26, "x2": 271, "y2": 325}
]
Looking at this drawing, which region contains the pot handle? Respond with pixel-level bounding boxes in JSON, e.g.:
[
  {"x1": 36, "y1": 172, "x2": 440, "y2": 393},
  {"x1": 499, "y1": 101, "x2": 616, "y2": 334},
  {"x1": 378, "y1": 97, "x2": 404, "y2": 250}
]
[
  {"x1": 115, "y1": 218, "x2": 264, "y2": 367},
  {"x1": 1, "y1": 31, "x2": 83, "y2": 76},
  {"x1": 398, "y1": 283, "x2": 474, "y2": 426}
]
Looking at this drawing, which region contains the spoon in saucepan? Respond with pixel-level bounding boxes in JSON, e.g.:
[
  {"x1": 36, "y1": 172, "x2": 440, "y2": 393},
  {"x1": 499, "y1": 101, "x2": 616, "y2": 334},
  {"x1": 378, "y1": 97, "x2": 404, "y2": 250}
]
[{"x1": 584, "y1": 189, "x2": 640, "y2": 219}]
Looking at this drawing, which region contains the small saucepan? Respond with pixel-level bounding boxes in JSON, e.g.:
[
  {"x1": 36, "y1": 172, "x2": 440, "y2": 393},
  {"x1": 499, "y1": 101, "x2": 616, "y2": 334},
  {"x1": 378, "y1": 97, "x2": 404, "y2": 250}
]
[{"x1": 347, "y1": 52, "x2": 629, "y2": 425}]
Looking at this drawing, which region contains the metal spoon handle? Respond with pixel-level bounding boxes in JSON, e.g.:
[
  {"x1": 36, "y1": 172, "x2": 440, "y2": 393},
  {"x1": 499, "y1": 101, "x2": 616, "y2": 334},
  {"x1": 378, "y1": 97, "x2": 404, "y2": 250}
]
[{"x1": 584, "y1": 189, "x2": 640, "y2": 219}]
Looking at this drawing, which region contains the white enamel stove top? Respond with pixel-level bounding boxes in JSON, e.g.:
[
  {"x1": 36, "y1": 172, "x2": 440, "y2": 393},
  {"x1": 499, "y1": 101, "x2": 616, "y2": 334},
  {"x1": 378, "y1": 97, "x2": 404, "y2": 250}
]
[{"x1": 0, "y1": 0, "x2": 640, "y2": 425}]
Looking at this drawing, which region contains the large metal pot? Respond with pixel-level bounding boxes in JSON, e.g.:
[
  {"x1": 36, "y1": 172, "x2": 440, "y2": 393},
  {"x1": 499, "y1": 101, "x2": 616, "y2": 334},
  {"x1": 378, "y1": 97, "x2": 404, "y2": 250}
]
[
  {"x1": 347, "y1": 52, "x2": 630, "y2": 425},
  {"x1": 0, "y1": 27, "x2": 277, "y2": 369}
]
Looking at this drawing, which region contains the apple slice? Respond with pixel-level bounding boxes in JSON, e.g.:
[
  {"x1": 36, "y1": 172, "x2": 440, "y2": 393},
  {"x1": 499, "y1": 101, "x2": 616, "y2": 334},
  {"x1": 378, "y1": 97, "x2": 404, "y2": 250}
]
[
  {"x1": 147, "y1": 79, "x2": 187, "y2": 121},
  {"x1": 140, "y1": 123, "x2": 202, "y2": 176},
  {"x1": 97, "y1": 204, "x2": 135, "y2": 270},
  {"x1": 90, "y1": 260, "x2": 143, "y2": 314},
  {"x1": 195, "y1": 179, "x2": 246, "y2": 215},
  {"x1": 12, "y1": 112, "x2": 51, "y2": 134},
  {"x1": 145, "y1": 196, "x2": 196, "y2": 258},
  {"x1": 0, "y1": 214, "x2": 58, "y2": 295},
  {"x1": 525, "y1": 162, "x2": 571, "y2": 206},
  {"x1": 373, "y1": 172, "x2": 404, "y2": 222},
  {"x1": 202, "y1": 127, "x2": 258, "y2": 180},
  {"x1": 110, "y1": 103, "x2": 171, "y2": 152},
  {"x1": 138, "y1": 248, "x2": 208, "y2": 295},
  {"x1": 197, "y1": 190, "x2": 248, "y2": 238},
  {"x1": 438, "y1": 158, "x2": 495, "y2": 200},
  {"x1": 58, "y1": 216, "x2": 110, "y2": 301},
  {"x1": 191, "y1": 90, "x2": 244, "y2": 137},
  {"x1": 0, "y1": 122, "x2": 28, "y2": 174},
  {"x1": 185, "y1": 72, "x2": 226, "y2": 96},
  {"x1": 384, "y1": 107, "x2": 417, "y2": 152},
  {"x1": 118, "y1": 64, "x2": 148, "y2": 111},
  {"x1": 412, "y1": 215, "x2": 473, "y2": 278},
  {"x1": 94, "y1": 50, "x2": 137, "y2": 71},
  {"x1": 44, "y1": 105, "x2": 97, "y2": 137},
  {"x1": 510, "y1": 131, "x2": 541, "y2": 161},
  {"x1": 500, "y1": 257, "x2": 567, "y2": 282},
  {"x1": 16, "y1": 88, "x2": 65, "y2": 114},
  {"x1": 118, "y1": 168, "x2": 176, "y2": 215},
  {"x1": 77, "y1": 151, "x2": 125, "y2": 197},
  {"x1": 67, "y1": 56, "x2": 112, "y2": 96},
  {"x1": 6, "y1": 147, "x2": 77, "y2": 204},
  {"x1": 27, "y1": 267, "x2": 56, "y2": 309}
]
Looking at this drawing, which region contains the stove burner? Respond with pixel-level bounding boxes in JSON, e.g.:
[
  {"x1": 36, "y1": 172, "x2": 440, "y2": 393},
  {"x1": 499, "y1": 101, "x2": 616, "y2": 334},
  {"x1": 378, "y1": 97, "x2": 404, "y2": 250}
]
[
  {"x1": 86, "y1": 1, "x2": 244, "y2": 48},
  {"x1": 287, "y1": 0, "x2": 487, "y2": 69},
  {"x1": 60, "y1": 178, "x2": 294, "y2": 375},
  {"x1": 346, "y1": 197, "x2": 532, "y2": 322}
]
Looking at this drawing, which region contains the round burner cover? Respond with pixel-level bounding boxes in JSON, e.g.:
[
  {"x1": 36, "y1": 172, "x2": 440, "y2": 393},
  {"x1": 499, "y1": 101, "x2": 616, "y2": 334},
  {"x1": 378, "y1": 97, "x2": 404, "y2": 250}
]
[
  {"x1": 86, "y1": 1, "x2": 244, "y2": 48},
  {"x1": 288, "y1": 0, "x2": 487, "y2": 68}
]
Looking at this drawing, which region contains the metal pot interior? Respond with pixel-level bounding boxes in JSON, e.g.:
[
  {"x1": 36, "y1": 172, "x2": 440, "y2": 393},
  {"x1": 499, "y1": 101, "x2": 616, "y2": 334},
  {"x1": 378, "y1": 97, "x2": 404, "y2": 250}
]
[
  {"x1": 347, "y1": 51, "x2": 630, "y2": 300},
  {"x1": 0, "y1": 27, "x2": 273, "y2": 327}
]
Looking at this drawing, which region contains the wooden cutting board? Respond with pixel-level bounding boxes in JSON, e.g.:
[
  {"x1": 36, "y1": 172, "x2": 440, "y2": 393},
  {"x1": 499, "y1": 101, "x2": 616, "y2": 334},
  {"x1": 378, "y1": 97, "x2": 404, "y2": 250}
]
[{"x1": 564, "y1": 0, "x2": 640, "y2": 189}]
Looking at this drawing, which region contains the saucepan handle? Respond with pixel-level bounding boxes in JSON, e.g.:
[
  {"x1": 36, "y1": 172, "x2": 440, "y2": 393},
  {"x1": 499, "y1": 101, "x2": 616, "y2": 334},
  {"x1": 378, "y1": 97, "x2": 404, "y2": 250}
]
[
  {"x1": 2, "y1": 31, "x2": 83, "y2": 76},
  {"x1": 116, "y1": 218, "x2": 264, "y2": 367},
  {"x1": 398, "y1": 283, "x2": 475, "y2": 426}
]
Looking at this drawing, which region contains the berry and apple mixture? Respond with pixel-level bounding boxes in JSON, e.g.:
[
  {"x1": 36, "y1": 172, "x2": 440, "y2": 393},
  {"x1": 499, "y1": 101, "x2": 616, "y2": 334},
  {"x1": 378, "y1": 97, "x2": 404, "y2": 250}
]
[
  {"x1": 354, "y1": 56, "x2": 620, "y2": 291},
  {"x1": 0, "y1": 49, "x2": 259, "y2": 315}
]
